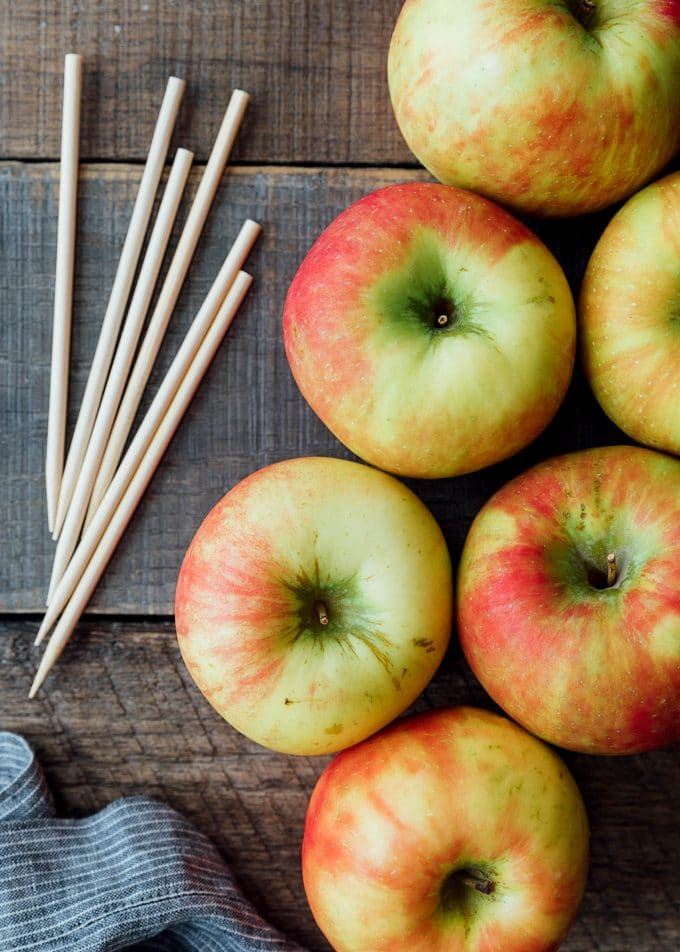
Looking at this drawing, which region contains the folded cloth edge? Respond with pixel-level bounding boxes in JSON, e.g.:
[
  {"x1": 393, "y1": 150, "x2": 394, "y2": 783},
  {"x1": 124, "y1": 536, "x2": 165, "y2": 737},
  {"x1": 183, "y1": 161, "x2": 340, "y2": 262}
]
[{"x1": 0, "y1": 731, "x2": 306, "y2": 952}]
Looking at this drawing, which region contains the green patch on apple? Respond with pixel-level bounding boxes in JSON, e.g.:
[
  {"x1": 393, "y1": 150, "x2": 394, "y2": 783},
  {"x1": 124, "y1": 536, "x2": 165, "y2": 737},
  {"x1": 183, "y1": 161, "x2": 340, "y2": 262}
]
[
  {"x1": 436, "y1": 861, "x2": 499, "y2": 928},
  {"x1": 365, "y1": 229, "x2": 491, "y2": 343}
]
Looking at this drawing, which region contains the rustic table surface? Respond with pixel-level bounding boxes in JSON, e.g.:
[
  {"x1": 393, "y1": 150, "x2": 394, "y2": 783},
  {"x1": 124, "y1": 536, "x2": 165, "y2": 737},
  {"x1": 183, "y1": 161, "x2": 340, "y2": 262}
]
[{"x1": 1, "y1": 2, "x2": 678, "y2": 949}]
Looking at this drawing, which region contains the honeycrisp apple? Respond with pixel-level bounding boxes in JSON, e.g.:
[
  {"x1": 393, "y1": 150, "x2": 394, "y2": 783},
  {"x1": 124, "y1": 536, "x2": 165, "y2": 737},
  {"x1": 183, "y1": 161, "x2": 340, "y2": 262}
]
[
  {"x1": 302, "y1": 706, "x2": 589, "y2": 952},
  {"x1": 457, "y1": 445, "x2": 680, "y2": 755},
  {"x1": 175, "y1": 456, "x2": 452, "y2": 755},
  {"x1": 580, "y1": 171, "x2": 680, "y2": 456},
  {"x1": 388, "y1": 0, "x2": 680, "y2": 216},
  {"x1": 283, "y1": 182, "x2": 575, "y2": 479}
]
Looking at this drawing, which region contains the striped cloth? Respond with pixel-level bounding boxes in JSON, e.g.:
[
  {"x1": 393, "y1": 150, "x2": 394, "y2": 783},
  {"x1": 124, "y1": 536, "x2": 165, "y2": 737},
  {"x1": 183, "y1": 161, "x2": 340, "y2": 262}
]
[{"x1": 0, "y1": 732, "x2": 305, "y2": 951}]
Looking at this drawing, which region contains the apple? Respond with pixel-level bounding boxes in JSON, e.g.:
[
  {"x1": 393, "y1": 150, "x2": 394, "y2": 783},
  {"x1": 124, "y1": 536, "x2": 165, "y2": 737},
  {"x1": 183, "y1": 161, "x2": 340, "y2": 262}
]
[
  {"x1": 457, "y1": 445, "x2": 680, "y2": 755},
  {"x1": 580, "y1": 171, "x2": 680, "y2": 456},
  {"x1": 388, "y1": 0, "x2": 680, "y2": 216},
  {"x1": 175, "y1": 456, "x2": 452, "y2": 755},
  {"x1": 302, "y1": 706, "x2": 589, "y2": 952},
  {"x1": 283, "y1": 182, "x2": 575, "y2": 479}
]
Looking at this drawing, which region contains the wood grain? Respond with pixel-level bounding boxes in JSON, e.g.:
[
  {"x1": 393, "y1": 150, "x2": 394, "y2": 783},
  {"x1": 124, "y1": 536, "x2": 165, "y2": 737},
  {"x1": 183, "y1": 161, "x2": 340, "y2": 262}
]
[
  {"x1": 0, "y1": 161, "x2": 625, "y2": 613},
  {"x1": 2, "y1": 3, "x2": 679, "y2": 948},
  {"x1": 1, "y1": 618, "x2": 678, "y2": 951},
  {"x1": 0, "y1": 0, "x2": 407, "y2": 165}
]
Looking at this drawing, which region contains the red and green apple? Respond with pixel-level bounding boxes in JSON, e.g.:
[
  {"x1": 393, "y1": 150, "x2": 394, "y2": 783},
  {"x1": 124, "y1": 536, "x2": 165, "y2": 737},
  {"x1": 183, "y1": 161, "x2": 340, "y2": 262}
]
[
  {"x1": 302, "y1": 706, "x2": 589, "y2": 952},
  {"x1": 580, "y1": 171, "x2": 680, "y2": 456},
  {"x1": 175, "y1": 456, "x2": 452, "y2": 755},
  {"x1": 388, "y1": 0, "x2": 680, "y2": 216},
  {"x1": 457, "y1": 445, "x2": 680, "y2": 755},
  {"x1": 283, "y1": 182, "x2": 575, "y2": 479}
]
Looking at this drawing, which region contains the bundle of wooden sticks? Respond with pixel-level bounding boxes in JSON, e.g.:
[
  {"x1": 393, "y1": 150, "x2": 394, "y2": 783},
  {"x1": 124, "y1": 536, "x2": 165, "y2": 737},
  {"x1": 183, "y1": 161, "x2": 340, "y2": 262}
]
[{"x1": 35, "y1": 54, "x2": 260, "y2": 697}]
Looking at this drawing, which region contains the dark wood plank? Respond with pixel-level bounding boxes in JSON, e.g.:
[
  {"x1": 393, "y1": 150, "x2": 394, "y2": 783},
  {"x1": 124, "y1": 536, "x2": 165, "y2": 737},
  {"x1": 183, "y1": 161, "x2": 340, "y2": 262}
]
[
  {"x1": 0, "y1": 161, "x2": 624, "y2": 613},
  {"x1": 1, "y1": 618, "x2": 678, "y2": 950},
  {"x1": 0, "y1": 0, "x2": 408, "y2": 165}
]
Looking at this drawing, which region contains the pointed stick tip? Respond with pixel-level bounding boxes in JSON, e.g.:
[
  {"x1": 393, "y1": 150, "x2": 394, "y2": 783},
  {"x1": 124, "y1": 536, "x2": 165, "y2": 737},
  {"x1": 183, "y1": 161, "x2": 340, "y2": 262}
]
[
  {"x1": 29, "y1": 654, "x2": 52, "y2": 699},
  {"x1": 53, "y1": 498, "x2": 68, "y2": 537},
  {"x1": 35, "y1": 608, "x2": 55, "y2": 645},
  {"x1": 47, "y1": 502, "x2": 56, "y2": 536},
  {"x1": 34, "y1": 624, "x2": 48, "y2": 647}
]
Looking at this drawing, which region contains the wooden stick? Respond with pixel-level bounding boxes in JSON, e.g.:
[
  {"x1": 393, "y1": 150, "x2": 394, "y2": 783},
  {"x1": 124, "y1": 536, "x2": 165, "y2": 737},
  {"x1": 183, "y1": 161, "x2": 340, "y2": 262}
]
[
  {"x1": 46, "y1": 53, "x2": 82, "y2": 535},
  {"x1": 30, "y1": 271, "x2": 254, "y2": 696},
  {"x1": 52, "y1": 75, "x2": 185, "y2": 540},
  {"x1": 45, "y1": 148, "x2": 194, "y2": 604},
  {"x1": 85, "y1": 88, "x2": 250, "y2": 527},
  {"x1": 36, "y1": 224, "x2": 260, "y2": 644}
]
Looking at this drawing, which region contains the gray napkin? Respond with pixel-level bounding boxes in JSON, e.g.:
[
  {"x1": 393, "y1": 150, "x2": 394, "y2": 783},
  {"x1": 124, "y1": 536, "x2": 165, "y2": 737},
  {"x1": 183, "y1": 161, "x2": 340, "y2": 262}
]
[{"x1": 0, "y1": 731, "x2": 305, "y2": 951}]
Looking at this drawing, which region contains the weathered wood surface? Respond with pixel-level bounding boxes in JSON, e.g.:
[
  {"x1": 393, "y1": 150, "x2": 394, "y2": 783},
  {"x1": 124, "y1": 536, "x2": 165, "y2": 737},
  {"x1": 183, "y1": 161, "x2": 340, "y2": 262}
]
[
  {"x1": 1, "y1": 619, "x2": 678, "y2": 951},
  {"x1": 2, "y1": 1, "x2": 679, "y2": 948},
  {"x1": 0, "y1": 162, "x2": 624, "y2": 613},
  {"x1": 0, "y1": 0, "x2": 407, "y2": 165}
]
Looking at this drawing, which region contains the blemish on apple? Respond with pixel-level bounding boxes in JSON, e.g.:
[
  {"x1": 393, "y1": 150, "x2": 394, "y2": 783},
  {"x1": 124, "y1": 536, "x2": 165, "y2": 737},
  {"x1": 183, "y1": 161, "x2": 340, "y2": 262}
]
[{"x1": 412, "y1": 636, "x2": 437, "y2": 652}]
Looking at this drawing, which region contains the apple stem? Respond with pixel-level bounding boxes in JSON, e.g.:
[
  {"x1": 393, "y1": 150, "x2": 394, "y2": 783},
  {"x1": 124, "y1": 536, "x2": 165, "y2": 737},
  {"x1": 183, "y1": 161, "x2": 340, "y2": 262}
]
[
  {"x1": 436, "y1": 314, "x2": 449, "y2": 327},
  {"x1": 459, "y1": 871, "x2": 495, "y2": 895},
  {"x1": 315, "y1": 601, "x2": 329, "y2": 625},
  {"x1": 607, "y1": 552, "x2": 617, "y2": 587}
]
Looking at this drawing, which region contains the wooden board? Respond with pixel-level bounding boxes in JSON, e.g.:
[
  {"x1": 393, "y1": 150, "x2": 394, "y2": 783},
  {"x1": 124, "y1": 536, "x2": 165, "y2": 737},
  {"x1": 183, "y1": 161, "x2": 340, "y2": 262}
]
[
  {"x1": 0, "y1": 162, "x2": 624, "y2": 613},
  {"x1": 2, "y1": 2, "x2": 679, "y2": 949},
  {"x1": 2, "y1": 618, "x2": 678, "y2": 951},
  {"x1": 0, "y1": 0, "x2": 408, "y2": 165}
]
